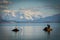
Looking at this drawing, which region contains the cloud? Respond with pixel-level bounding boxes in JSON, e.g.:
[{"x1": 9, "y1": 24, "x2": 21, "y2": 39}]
[
  {"x1": 20, "y1": 7, "x2": 55, "y2": 17},
  {"x1": 2, "y1": 9, "x2": 34, "y2": 20},
  {"x1": 3, "y1": 10, "x2": 16, "y2": 17},
  {"x1": 25, "y1": 15, "x2": 33, "y2": 20},
  {"x1": 0, "y1": 0, "x2": 12, "y2": 4},
  {"x1": 21, "y1": 9, "x2": 44, "y2": 18},
  {"x1": 2, "y1": 9, "x2": 45, "y2": 20},
  {"x1": 18, "y1": 9, "x2": 44, "y2": 20},
  {"x1": 20, "y1": 16, "x2": 24, "y2": 19},
  {"x1": 0, "y1": 5, "x2": 7, "y2": 8},
  {"x1": 11, "y1": 11, "x2": 16, "y2": 17},
  {"x1": 0, "y1": 6, "x2": 8, "y2": 11},
  {"x1": 0, "y1": 0, "x2": 13, "y2": 12},
  {"x1": 3, "y1": 10, "x2": 9, "y2": 12}
]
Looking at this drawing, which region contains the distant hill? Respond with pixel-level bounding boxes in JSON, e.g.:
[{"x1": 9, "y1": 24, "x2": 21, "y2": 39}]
[{"x1": 35, "y1": 14, "x2": 60, "y2": 23}]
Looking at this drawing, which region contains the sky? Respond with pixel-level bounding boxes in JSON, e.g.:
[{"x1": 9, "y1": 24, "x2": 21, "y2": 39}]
[{"x1": 0, "y1": 0, "x2": 60, "y2": 21}]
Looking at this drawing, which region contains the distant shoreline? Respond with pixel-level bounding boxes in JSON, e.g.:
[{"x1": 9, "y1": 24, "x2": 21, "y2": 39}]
[{"x1": 0, "y1": 22, "x2": 60, "y2": 23}]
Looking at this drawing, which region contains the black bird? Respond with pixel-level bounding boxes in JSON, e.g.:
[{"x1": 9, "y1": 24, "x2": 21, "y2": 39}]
[
  {"x1": 12, "y1": 26, "x2": 19, "y2": 32},
  {"x1": 43, "y1": 24, "x2": 52, "y2": 32}
]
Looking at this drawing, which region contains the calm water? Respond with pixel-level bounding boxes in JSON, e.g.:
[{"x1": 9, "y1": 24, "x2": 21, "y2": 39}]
[{"x1": 0, "y1": 23, "x2": 60, "y2": 40}]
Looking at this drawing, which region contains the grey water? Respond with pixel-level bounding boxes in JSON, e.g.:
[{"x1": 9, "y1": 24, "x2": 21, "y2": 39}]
[{"x1": 0, "y1": 23, "x2": 60, "y2": 40}]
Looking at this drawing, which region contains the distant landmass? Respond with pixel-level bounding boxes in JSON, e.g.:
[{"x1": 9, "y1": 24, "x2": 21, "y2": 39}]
[
  {"x1": 35, "y1": 14, "x2": 60, "y2": 23},
  {"x1": 0, "y1": 14, "x2": 60, "y2": 23}
]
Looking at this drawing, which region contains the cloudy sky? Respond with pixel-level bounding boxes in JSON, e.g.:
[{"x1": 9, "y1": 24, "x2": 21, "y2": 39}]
[{"x1": 0, "y1": 0, "x2": 60, "y2": 21}]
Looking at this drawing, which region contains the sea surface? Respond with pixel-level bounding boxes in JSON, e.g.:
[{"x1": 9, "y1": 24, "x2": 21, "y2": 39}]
[{"x1": 0, "y1": 23, "x2": 60, "y2": 40}]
